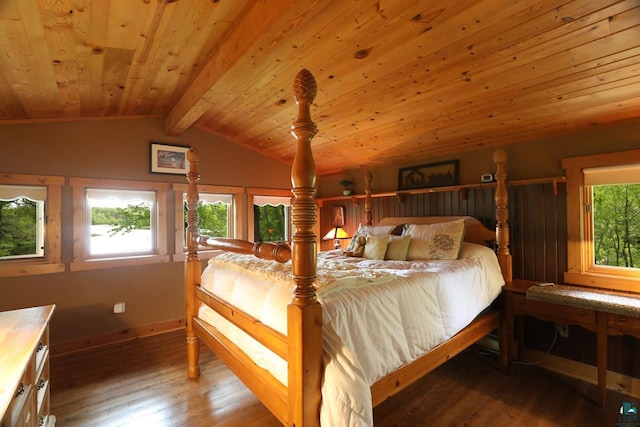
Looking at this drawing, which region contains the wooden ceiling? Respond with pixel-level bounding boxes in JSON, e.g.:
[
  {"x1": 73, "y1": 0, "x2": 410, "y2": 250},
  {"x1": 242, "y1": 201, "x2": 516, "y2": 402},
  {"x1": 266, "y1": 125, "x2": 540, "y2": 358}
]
[{"x1": 1, "y1": 0, "x2": 639, "y2": 176}]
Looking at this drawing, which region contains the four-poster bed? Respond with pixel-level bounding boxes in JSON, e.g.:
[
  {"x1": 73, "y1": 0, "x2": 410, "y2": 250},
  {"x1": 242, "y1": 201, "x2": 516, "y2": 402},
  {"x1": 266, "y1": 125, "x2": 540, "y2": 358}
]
[{"x1": 184, "y1": 69, "x2": 512, "y2": 426}]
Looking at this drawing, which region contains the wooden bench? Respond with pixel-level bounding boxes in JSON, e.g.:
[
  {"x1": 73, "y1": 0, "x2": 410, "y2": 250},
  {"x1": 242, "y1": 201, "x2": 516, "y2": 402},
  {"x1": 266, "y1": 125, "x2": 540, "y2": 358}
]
[{"x1": 503, "y1": 280, "x2": 640, "y2": 406}]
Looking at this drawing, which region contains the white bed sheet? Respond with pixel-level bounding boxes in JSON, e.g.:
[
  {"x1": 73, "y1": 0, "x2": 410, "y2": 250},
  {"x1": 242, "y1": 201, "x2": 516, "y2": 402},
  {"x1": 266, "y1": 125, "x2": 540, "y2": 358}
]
[{"x1": 197, "y1": 242, "x2": 505, "y2": 426}]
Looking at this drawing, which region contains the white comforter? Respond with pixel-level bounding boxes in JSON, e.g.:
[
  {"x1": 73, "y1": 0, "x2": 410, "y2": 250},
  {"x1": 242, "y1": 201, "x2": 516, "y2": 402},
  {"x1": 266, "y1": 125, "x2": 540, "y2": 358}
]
[{"x1": 198, "y1": 242, "x2": 505, "y2": 426}]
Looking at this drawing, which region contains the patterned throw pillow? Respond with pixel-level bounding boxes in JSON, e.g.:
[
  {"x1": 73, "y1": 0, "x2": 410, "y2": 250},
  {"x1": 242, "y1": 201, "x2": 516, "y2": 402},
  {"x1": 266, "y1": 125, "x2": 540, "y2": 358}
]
[
  {"x1": 385, "y1": 235, "x2": 411, "y2": 261},
  {"x1": 363, "y1": 234, "x2": 389, "y2": 260},
  {"x1": 405, "y1": 218, "x2": 466, "y2": 260},
  {"x1": 344, "y1": 224, "x2": 399, "y2": 252}
]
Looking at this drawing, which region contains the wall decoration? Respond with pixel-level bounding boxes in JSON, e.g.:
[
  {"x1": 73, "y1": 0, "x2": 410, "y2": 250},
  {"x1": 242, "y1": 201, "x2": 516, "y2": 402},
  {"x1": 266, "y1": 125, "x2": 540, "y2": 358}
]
[
  {"x1": 397, "y1": 160, "x2": 459, "y2": 190},
  {"x1": 150, "y1": 143, "x2": 190, "y2": 174},
  {"x1": 331, "y1": 205, "x2": 345, "y2": 227}
]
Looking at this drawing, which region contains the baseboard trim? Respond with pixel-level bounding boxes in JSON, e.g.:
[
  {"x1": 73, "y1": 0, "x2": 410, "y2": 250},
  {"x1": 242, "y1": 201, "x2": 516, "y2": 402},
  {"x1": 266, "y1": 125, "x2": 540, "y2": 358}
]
[
  {"x1": 523, "y1": 348, "x2": 640, "y2": 399},
  {"x1": 51, "y1": 318, "x2": 186, "y2": 357}
]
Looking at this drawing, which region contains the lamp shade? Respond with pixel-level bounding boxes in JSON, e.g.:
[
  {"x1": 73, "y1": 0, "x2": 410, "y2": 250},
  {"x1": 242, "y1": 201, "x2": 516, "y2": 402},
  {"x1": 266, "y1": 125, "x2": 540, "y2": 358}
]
[{"x1": 322, "y1": 226, "x2": 350, "y2": 240}]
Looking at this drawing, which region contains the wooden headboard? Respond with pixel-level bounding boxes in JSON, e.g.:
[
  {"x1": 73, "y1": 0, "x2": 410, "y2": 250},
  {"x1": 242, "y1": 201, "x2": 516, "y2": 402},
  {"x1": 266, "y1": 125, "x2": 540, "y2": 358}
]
[{"x1": 377, "y1": 216, "x2": 496, "y2": 247}]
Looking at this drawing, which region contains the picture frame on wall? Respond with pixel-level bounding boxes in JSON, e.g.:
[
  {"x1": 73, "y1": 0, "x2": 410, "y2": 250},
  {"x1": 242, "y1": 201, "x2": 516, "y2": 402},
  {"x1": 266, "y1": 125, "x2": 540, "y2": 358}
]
[
  {"x1": 397, "y1": 160, "x2": 459, "y2": 190},
  {"x1": 150, "y1": 142, "x2": 190, "y2": 174}
]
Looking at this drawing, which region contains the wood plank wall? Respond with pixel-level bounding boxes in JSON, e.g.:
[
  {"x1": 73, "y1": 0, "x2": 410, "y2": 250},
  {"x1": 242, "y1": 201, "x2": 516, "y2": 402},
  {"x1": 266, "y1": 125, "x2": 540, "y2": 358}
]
[{"x1": 319, "y1": 182, "x2": 639, "y2": 379}]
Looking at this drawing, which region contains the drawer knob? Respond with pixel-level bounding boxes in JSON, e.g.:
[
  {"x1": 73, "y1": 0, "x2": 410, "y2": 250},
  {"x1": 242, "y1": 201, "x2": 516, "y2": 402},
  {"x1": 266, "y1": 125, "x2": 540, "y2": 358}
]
[
  {"x1": 618, "y1": 316, "x2": 627, "y2": 323},
  {"x1": 17, "y1": 383, "x2": 25, "y2": 396},
  {"x1": 38, "y1": 379, "x2": 46, "y2": 390}
]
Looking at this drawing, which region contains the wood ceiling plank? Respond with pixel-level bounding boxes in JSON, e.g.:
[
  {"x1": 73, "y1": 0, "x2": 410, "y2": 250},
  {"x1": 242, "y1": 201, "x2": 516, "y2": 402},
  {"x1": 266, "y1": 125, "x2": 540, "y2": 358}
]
[
  {"x1": 0, "y1": 0, "x2": 63, "y2": 117},
  {"x1": 72, "y1": 0, "x2": 108, "y2": 115},
  {"x1": 38, "y1": 0, "x2": 81, "y2": 116},
  {"x1": 117, "y1": 0, "x2": 172, "y2": 116},
  {"x1": 101, "y1": 47, "x2": 135, "y2": 115},
  {"x1": 0, "y1": 70, "x2": 26, "y2": 118}
]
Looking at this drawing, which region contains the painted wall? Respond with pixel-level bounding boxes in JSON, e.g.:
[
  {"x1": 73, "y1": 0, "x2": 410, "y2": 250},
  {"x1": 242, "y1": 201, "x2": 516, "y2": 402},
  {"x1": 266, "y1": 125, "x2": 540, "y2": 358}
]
[
  {"x1": 0, "y1": 118, "x2": 291, "y2": 345},
  {"x1": 318, "y1": 121, "x2": 640, "y2": 197}
]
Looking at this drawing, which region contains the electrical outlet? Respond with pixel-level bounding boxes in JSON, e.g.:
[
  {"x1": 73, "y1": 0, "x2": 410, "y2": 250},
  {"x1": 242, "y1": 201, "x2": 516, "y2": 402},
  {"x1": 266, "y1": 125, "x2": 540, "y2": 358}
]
[
  {"x1": 113, "y1": 302, "x2": 126, "y2": 314},
  {"x1": 556, "y1": 325, "x2": 569, "y2": 338}
]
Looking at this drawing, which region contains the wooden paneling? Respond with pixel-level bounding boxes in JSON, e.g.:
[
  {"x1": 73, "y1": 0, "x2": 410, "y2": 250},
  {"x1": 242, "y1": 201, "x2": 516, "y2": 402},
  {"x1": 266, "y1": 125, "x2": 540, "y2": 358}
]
[{"x1": 1, "y1": 1, "x2": 640, "y2": 175}]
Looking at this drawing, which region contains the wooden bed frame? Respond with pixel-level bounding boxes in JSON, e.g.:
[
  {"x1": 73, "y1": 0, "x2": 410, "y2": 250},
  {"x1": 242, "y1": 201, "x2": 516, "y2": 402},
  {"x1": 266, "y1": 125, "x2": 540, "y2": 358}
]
[{"x1": 184, "y1": 69, "x2": 512, "y2": 427}]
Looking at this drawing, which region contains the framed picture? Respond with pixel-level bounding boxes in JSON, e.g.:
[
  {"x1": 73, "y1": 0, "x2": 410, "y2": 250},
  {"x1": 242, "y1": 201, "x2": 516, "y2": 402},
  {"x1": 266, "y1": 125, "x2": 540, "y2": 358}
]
[
  {"x1": 150, "y1": 143, "x2": 190, "y2": 174},
  {"x1": 397, "y1": 160, "x2": 459, "y2": 190},
  {"x1": 332, "y1": 206, "x2": 345, "y2": 227}
]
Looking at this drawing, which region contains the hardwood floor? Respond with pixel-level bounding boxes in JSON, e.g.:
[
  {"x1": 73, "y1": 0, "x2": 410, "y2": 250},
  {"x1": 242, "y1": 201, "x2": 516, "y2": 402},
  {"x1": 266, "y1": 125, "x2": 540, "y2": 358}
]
[{"x1": 50, "y1": 330, "x2": 632, "y2": 426}]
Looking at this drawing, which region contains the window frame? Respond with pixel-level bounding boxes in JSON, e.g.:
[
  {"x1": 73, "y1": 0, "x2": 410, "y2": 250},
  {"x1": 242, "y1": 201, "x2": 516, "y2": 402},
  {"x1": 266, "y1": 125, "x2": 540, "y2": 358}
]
[
  {"x1": 70, "y1": 177, "x2": 170, "y2": 271},
  {"x1": 562, "y1": 149, "x2": 640, "y2": 292},
  {"x1": 172, "y1": 183, "x2": 244, "y2": 262},
  {"x1": 0, "y1": 173, "x2": 64, "y2": 278},
  {"x1": 247, "y1": 187, "x2": 292, "y2": 243}
]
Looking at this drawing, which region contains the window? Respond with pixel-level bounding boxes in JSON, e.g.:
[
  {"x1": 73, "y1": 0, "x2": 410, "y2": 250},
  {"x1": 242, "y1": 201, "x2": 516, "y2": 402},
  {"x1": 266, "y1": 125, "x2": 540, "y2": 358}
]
[
  {"x1": 247, "y1": 188, "x2": 292, "y2": 243},
  {"x1": 173, "y1": 183, "x2": 244, "y2": 261},
  {"x1": 0, "y1": 174, "x2": 64, "y2": 278},
  {"x1": 70, "y1": 178, "x2": 169, "y2": 271},
  {"x1": 562, "y1": 150, "x2": 640, "y2": 292}
]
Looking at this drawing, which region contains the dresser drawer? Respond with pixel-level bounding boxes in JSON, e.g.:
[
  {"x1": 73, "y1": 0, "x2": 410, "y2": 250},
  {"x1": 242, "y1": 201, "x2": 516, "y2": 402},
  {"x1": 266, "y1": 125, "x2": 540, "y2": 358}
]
[
  {"x1": 1, "y1": 379, "x2": 35, "y2": 427},
  {"x1": 512, "y1": 294, "x2": 596, "y2": 328},
  {"x1": 608, "y1": 314, "x2": 640, "y2": 339}
]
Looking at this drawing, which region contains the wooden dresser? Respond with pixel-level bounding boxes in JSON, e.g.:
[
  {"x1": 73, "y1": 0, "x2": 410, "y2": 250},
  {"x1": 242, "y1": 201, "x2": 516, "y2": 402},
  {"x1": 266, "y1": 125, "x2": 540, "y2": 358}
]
[{"x1": 0, "y1": 305, "x2": 55, "y2": 427}]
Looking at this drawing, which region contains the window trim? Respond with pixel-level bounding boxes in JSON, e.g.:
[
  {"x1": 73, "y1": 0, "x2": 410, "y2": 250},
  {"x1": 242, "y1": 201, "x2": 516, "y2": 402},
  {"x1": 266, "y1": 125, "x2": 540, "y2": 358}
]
[
  {"x1": 70, "y1": 177, "x2": 170, "y2": 271},
  {"x1": 172, "y1": 183, "x2": 244, "y2": 262},
  {"x1": 562, "y1": 149, "x2": 640, "y2": 292},
  {"x1": 0, "y1": 173, "x2": 64, "y2": 278},
  {"x1": 247, "y1": 187, "x2": 292, "y2": 242}
]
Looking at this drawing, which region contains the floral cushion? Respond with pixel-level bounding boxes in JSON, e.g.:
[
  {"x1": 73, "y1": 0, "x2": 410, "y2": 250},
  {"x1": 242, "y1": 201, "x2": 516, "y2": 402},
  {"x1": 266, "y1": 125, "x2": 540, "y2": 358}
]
[{"x1": 405, "y1": 218, "x2": 466, "y2": 260}]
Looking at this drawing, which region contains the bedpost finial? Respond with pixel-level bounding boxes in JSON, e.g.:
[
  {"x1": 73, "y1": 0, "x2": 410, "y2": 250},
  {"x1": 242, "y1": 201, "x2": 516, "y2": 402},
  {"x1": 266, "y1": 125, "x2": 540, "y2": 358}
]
[
  {"x1": 188, "y1": 147, "x2": 200, "y2": 164},
  {"x1": 292, "y1": 69, "x2": 317, "y2": 104},
  {"x1": 493, "y1": 149, "x2": 507, "y2": 164}
]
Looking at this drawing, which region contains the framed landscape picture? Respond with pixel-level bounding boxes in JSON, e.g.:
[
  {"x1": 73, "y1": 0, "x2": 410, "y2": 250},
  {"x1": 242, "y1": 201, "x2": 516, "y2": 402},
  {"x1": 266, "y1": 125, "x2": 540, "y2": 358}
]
[
  {"x1": 397, "y1": 160, "x2": 459, "y2": 190},
  {"x1": 150, "y1": 143, "x2": 190, "y2": 174}
]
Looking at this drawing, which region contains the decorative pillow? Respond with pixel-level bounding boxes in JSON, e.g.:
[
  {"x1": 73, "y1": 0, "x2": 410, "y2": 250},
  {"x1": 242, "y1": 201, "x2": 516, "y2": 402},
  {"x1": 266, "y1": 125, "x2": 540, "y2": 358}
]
[
  {"x1": 344, "y1": 224, "x2": 399, "y2": 252},
  {"x1": 405, "y1": 218, "x2": 466, "y2": 260},
  {"x1": 363, "y1": 234, "x2": 389, "y2": 260},
  {"x1": 385, "y1": 235, "x2": 411, "y2": 261}
]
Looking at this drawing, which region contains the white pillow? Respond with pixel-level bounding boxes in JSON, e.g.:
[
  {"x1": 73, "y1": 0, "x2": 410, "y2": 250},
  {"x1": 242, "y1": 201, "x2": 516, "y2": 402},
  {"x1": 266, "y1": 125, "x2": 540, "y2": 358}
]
[
  {"x1": 385, "y1": 235, "x2": 411, "y2": 261},
  {"x1": 363, "y1": 234, "x2": 389, "y2": 260},
  {"x1": 405, "y1": 218, "x2": 466, "y2": 260}
]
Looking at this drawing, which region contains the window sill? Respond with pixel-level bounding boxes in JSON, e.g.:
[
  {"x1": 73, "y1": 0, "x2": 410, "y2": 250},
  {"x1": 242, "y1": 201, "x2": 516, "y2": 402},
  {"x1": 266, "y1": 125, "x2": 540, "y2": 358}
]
[
  {"x1": 564, "y1": 271, "x2": 640, "y2": 294},
  {"x1": 0, "y1": 262, "x2": 65, "y2": 278},
  {"x1": 70, "y1": 255, "x2": 170, "y2": 272}
]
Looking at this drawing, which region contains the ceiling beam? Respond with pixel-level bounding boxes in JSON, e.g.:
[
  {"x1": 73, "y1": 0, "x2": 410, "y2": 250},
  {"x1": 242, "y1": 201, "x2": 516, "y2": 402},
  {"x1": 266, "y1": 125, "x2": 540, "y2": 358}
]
[{"x1": 164, "y1": 2, "x2": 291, "y2": 136}]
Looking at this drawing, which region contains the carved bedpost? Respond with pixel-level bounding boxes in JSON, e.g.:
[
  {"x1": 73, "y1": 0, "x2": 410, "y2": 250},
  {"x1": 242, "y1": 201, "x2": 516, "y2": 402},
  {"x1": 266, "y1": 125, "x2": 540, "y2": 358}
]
[
  {"x1": 185, "y1": 147, "x2": 202, "y2": 379},
  {"x1": 494, "y1": 149, "x2": 512, "y2": 283},
  {"x1": 287, "y1": 69, "x2": 322, "y2": 427},
  {"x1": 364, "y1": 171, "x2": 373, "y2": 226}
]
